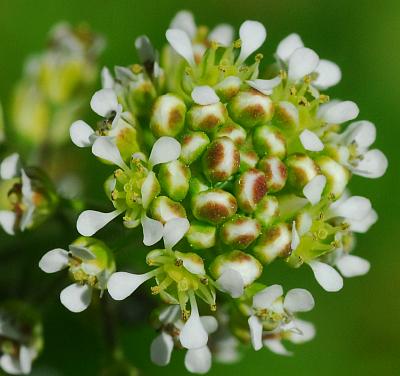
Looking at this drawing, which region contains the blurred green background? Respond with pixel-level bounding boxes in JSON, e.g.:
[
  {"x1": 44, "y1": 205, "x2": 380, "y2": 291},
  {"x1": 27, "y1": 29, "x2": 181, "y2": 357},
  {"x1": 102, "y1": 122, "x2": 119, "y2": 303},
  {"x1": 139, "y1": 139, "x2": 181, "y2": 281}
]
[{"x1": 0, "y1": 0, "x2": 399, "y2": 375}]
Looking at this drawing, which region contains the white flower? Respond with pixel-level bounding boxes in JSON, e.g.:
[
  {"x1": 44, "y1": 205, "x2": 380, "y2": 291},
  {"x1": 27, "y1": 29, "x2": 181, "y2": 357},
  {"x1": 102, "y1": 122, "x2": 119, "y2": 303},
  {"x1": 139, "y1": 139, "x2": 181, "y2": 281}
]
[
  {"x1": 236, "y1": 21, "x2": 267, "y2": 64},
  {"x1": 318, "y1": 100, "x2": 359, "y2": 124}
]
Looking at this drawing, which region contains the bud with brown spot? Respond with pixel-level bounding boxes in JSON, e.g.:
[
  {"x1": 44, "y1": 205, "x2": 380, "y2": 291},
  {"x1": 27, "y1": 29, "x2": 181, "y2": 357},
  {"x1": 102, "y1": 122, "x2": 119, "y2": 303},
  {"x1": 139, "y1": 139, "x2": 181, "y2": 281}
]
[
  {"x1": 187, "y1": 102, "x2": 227, "y2": 133},
  {"x1": 150, "y1": 196, "x2": 186, "y2": 223},
  {"x1": 220, "y1": 215, "x2": 261, "y2": 249},
  {"x1": 316, "y1": 156, "x2": 350, "y2": 199},
  {"x1": 158, "y1": 160, "x2": 191, "y2": 201},
  {"x1": 180, "y1": 131, "x2": 210, "y2": 165},
  {"x1": 235, "y1": 169, "x2": 267, "y2": 213},
  {"x1": 253, "y1": 125, "x2": 287, "y2": 159},
  {"x1": 239, "y1": 149, "x2": 259, "y2": 172},
  {"x1": 215, "y1": 122, "x2": 247, "y2": 146},
  {"x1": 286, "y1": 153, "x2": 319, "y2": 190},
  {"x1": 254, "y1": 195, "x2": 279, "y2": 227},
  {"x1": 186, "y1": 222, "x2": 216, "y2": 249},
  {"x1": 258, "y1": 156, "x2": 287, "y2": 192},
  {"x1": 214, "y1": 76, "x2": 241, "y2": 102}
]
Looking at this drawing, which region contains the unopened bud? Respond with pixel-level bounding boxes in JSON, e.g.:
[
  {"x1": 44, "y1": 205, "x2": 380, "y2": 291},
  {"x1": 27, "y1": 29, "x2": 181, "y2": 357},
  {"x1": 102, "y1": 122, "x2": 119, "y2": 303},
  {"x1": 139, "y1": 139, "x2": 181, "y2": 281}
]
[
  {"x1": 214, "y1": 76, "x2": 241, "y2": 102},
  {"x1": 126, "y1": 76, "x2": 157, "y2": 117},
  {"x1": 240, "y1": 149, "x2": 259, "y2": 172},
  {"x1": 187, "y1": 102, "x2": 227, "y2": 133},
  {"x1": 215, "y1": 122, "x2": 247, "y2": 146},
  {"x1": 254, "y1": 195, "x2": 279, "y2": 227},
  {"x1": 186, "y1": 222, "x2": 216, "y2": 249},
  {"x1": 220, "y1": 215, "x2": 261, "y2": 249},
  {"x1": 258, "y1": 156, "x2": 288, "y2": 192},
  {"x1": 286, "y1": 153, "x2": 319, "y2": 190},
  {"x1": 253, "y1": 125, "x2": 286, "y2": 159},
  {"x1": 180, "y1": 131, "x2": 210, "y2": 165},
  {"x1": 235, "y1": 169, "x2": 267, "y2": 213},
  {"x1": 150, "y1": 196, "x2": 186, "y2": 223},
  {"x1": 316, "y1": 156, "x2": 349, "y2": 199},
  {"x1": 189, "y1": 176, "x2": 210, "y2": 195},
  {"x1": 158, "y1": 160, "x2": 191, "y2": 201}
]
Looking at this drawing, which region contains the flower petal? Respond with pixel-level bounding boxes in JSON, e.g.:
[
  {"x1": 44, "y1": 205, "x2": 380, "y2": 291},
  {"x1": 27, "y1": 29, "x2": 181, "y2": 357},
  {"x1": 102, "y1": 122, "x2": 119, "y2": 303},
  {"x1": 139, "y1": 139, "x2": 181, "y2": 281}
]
[
  {"x1": 0, "y1": 353, "x2": 23, "y2": 375},
  {"x1": 170, "y1": 10, "x2": 196, "y2": 38},
  {"x1": 246, "y1": 76, "x2": 281, "y2": 95},
  {"x1": 263, "y1": 339, "x2": 292, "y2": 356},
  {"x1": 308, "y1": 261, "x2": 343, "y2": 292},
  {"x1": 332, "y1": 195, "x2": 371, "y2": 221},
  {"x1": 39, "y1": 248, "x2": 69, "y2": 273},
  {"x1": 201, "y1": 316, "x2": 218, "y2": 335},
  {"x1": 68, "y1": 245, "x2": 96, "y2": 260},
  {"x1": 166, "y1": 29, "x2": 195, "y2": 66},
  {"x1": 209, "y1": 24, "x2": 234, "y2": 46},
  {"x1": 185, "y1": 346, "x2": 212, "y2": 374},
  {"x1": 276, "y1": 33, "x2": 304, "y2": 62},
  {"x1": 248, "y1": 315, "x2": 263, "y2": 351},
  {"x1": 19, "y1": 346, "x2": 33, "y2": 374},
  {"x1": 149, "y1": 137, "x2": 181, "y2": 167},
  {"x1": 92, "y1": 137, "x2": 127, "y2": 170},
  {"x1": 0, "y1": 210, "x2": 16, "y2": 235},
  {"x1": 142, "y1": 215, "x2": 164, "y2": 246},
  {"x1": 237, "y1": 21, "x2": 267, "y2": 64},
  {"x1": 313, "y1": 59, "x2": 342, "y2": 90},
  {"x1": 291, "y1": 221, "x2": 300, "y2": 250},
  {"x1": 216, "y1": 269, "x2": 245, "y2": 298},
  {"x1": 299, "y1": 129, "x2": 324, "y2": 151},
  {"x1": 101, "y1": 67, "x2": 114, "y2": 89},
  {"x1": 336, "y1": 254, "x2": 370, "y2": 277},
  {"x1": 76, "y1": 209, "x2": 122, "y2": 236},
  {"x1": 348, "y1": 209, "x2": 378, "y2": 233},
  {"x1": 0, "y1": 153, "x2": 20, "y2": 180},
  {"x1": 342, "y1": 120, "x2": 376, "y2": 149},
  {"x1": 60, "y1": 283, "x2": 92, "y2": 312},
  {"x1": 352, "y1": 149, "x2": 388, "y2": 178},
  {"x1": 288, "y1": 319, "x2": 316, "y2": 344},
  {"x1": 107, "y1": 271, "x2": 151, "y2": 300},
  {"x1": 253, "y1": 284, "x2": 283, "y2": 310},
  {"x1": 303, "y1": 175, "x2": 327, "y2": 205},
  {"x1": 163, "y1": 218, "x2": 190, "y2": 249},
  {"x1": 288, "y1": 47, "x2": 319, "y2": 81},
  {"x1": 284, "y1": 288, "x2": 315, "y2": 313},
  {"x1": 135, "y1": 35, "x2": 156, "y2": 66},
  {"x1": 320, "y1": 100, "x2": 359, "y2": 124},
  {"x1": 150, "y1": 332, "x2": 174, "y2": 366},
  {"x1": 191, "y1": 86, "x2": 220, "y2": 105},
  {"x1": 180, "y1": 299, "x2": 208, "y2": 349},
  {"x1": 70, "y1": 120, "x2": 95, "y2": 148},
  {"x1": 141, "y1": 172, "x2": 159, "y2": 210},
  {"x1": 90, "y1": 89, "x2": 119, "y2": 117}
]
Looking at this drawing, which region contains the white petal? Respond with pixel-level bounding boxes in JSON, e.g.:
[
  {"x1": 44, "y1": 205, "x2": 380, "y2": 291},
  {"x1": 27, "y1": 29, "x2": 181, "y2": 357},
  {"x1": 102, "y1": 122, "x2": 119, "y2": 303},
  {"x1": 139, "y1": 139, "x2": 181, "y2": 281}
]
[
  {"x1": 107, "y1": 271, "x2": 151, "y2": 300},
  {"x1": 248, "y1": 315, "x2": 263, "y2": 351},
  {"x1": 163, "y1": 218, "x2": 190, "y2": 249},
  {"x1": 60, "y1": 283, "x2": 92, "y2": 312},
  {"x1": 149, "y1": 137, "x2": 181, "y2": 167},
  {"x1": 191, "y1": 86, "x2": 220, "y2": 105},
  {"x1": 0, "y1": 354, "x2": 22, "y2": 375},
  {"x1": 0, "y1": 153, "x2": 20, "y2": 180},
  {"x1": 237, "y1": 21, "x2": 267, "y2": 64},
  {"x1": 166, "y1": 29, "x2": 195, "y2": 66},
  {"x1": 101, "y1": 67, "x2": 114, "y2": 89},
  {"x1": 216, "y1": 269, "x2": 245, "y2": 298},
  {"x1": 180, "y1": 300, "x2": 208, "y2": 349},
  {"x1": 263, "y1": 339, "x2": 292, "y2": 356},
  {"x1": 0, "y1": 210, "x2": 16, "y2": 235},
  {"x1": 20, "y1": 169, "x2": 33, "y2": 202},
  {"x1": 288, "y1": 47, "x2": 319, "y2": 81},
  {"x1": 209, "y1": 24, "x2": 234, "y2": 46},
  {"x1": 336, "y1": 254, "x2": 370, "y2": 277},
  {"x1": 253, "y1": 284, "x2": 283, "y2": 310},
  {"x1": 180, "y1": 254, "x2": 205, "y2": 275},
  {"x1": 284, "y1": 288, "x2": 315, "y2": 313},
  {"x1": 276, "y1": 33, "x2": 304, "y2": 62},
  {"x1": 332, "y1": 195, "x2": 371, "y2": 221},
  {"x1": 201, "y1": 316, "x2": 218, "y2": 335},
  {"x1": 92, "y1": 137, "x2": 127, "y2": 170},
  {"x1": 77, "y1": 209, "x2": 122, "y2": 236},
  {"x1": 70, "y1": 120, "x2": 95, "y2": 147},
  {"x1": 291, "y1": 221, "x2": 300, "y2": 250},
  {"x1": 68, "y1": 245, "x2": 96, "y2": 260},
  {"x1": 353, "y1": 149, "x2": 388, "y2": 178},
  {"x1": 303, "y1": 175, "x2": 327, "y2": 205},
  {"x1": 313, "y1": 59, "x2": 342, "y2": 90},
  {"x1": 141, "y1": 172, "x2": 158, "y2": 210},
  {"x1": 150, "y1": 332, "x2": 174, "y2": 366},
  {"x1": 19, "y1": 346, "x2": 32, "y2": 374},
  {"x1": 142, "y1": 215, "x2": 164, "y2": 246},
  {"x1": 170, "y1": 10, "x2": 196, "y2": 38},
  {"x1": 288, "y1": 319, "x2": 316, "y2": 344},
  {"x1": 39, "y1": 248, "x2": 69, "y2": 273},
  {"x1": 185, "y1": 347, "x2": 212, "y2": 374},
  {"x1": 135, "y1": 35, "x2": 155, "y2": 66},
  {"x1": 308, "y1": 261, "x2": 343, "y2": 292},
  {"x1": 246, "y1": 76, "x2": 281, "y2": 95},
  {"x1": 299, "y1": 129, "x2": 324, "y2": 151},
  {"x1": 90, "y1": 89, "x2": 119, "y2": 117},
  {"x1": 343, "y1": 120, "x2": 376, "y2": 149},
  {"x1": 19, "y1": 204, "x2": 34, "y2": 232},
  {"x1": 348, "y1": 209, "x2": 378, "y2": 233},
  {"x1": 320, "y1": 101, "x2": 359, "y2": 124}
]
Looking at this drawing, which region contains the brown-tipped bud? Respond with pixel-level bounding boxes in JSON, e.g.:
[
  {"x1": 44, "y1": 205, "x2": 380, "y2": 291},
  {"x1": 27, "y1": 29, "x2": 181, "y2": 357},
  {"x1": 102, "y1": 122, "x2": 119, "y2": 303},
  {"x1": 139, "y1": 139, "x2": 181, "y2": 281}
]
[
  {"x1": 150, "y1": 94, "x2": 186, "y2": 137},
  {"x1": 186, "y1": 222, "x2": 216, "y2": 249},
  {"x1": 220, "y1": 215, "x2": 261, "y2": 249},
  {"x1": 187, "y1": 102, "x2": 228, "y2": 133},
  {"x1": 214, "y1": 76, "x2": 241, "y2": 102},
  {"x1": 180, "y1": 131, "x2": 210, "y2": 165},
  {"x1": 150, "y1": 196, "x2": 186, "y2": 223},
  {"x1": 253, "y1": 223, "x2": 291, "y2": 264},
  {"x1": 274, "y1": 101, "x2": 299, "y2": 130},
  {"x1": 286, "y1": 153, "x2": 319, "y2": 190},
  {"x1": 253, "y1": 125, "x2": 287, "y2": 159},
  {"x1": 215, "y1": 122, "x2": 247, "y2": 146},
  {"x1": 239, "y1": 149, "x2": 259, "y2": 172},
  {"x1": 202, "y1": 137, "x2": 240, "y2": 183},
  {"x1": 227, "y1": 90, "x2": 274, "y2": 128},
  {"x1": 191, "y1": 189, "x2": 237, "y2": 225},
  {"x1": 316, "y1": 156, "x2": 350, "y2": 199},
  {"x1": 235, "y1": 169, "x2": 267, "y2": 213},
  {"x1": 258, "y1": 156, "x2": 288, "y2": 192},
  {"x1": 254, "y1": 195, "x2": 279, "y2": 227},
  {"x1": 158, "y1": 160, "x2": 191, "y2": 201}
]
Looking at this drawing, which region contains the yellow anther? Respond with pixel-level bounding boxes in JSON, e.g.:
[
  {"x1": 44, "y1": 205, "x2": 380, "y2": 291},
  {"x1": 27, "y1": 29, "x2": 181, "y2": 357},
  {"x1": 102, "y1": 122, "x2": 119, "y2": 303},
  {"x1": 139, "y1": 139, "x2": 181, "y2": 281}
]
[
  {"x1": 233, "y1": 39, "x2": 242, "y2": 49},
  {"x1": 319, "y1": 94, "x2": 330, "y2": 103},
  {"x1": 175, "y1": 259, "x2": 183, "y2": 267},
  {"x1": 255, "y1": 53, "x2": 263, "y2": 62},
  {"x1": 289, "y1": 86, "x2": 297, "y2": 96},
  {"x1": 279, "y1": 70, "x2": 287, "y2": 80},
  {"x1": 131, "y1": 64, "x2": 143, "y2": 74}
]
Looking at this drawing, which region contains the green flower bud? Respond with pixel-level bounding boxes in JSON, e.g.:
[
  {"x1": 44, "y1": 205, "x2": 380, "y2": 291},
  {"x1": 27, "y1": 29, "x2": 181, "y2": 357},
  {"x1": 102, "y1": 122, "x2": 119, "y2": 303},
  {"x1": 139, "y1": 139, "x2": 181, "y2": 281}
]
[
  {"x1": 186, "y1": 221, "x2": 216, "y2": 249},
  {"x1": 215, "y1": 122, "x2": 247, "y2": 146},
  {"x1": 110, "y1": 116, "x2": 141, "y2": 162},
  {"x1": 158, "y1": 160, "x2": 191, "y2": 201},
  {"x1": 150, "y1": 94, "x2": 186, "y2": 137},
  {"x1": 253, "y1": 223, "x2": 292, "y2": 264},
  {"x1": 275, "y1": 101, "x2": 299, "y2": 130},
  {"x1": 180, "y1": 131, "x2": 210, "y2": 165},
  {"x1": 214, "y1": 76, "x2": 241, "y2": 102},
  {"x1": 286, "y1": 153, "x2": 319, "y2": 190},
  {"x1": 189, "y1": 176, "x2": 210, "y2": 195},
  {"x1": 187, "y1": 102, "x2": 228, "y2": 133},
  {"x1": 126, "y1": 71, "x2": 157, "y2": 117},
  {"x1": 220, "y1": 215, "x2": 261, "y2": 249},
  {"x1": 202, "y1": 137, "x2": 240, "y2": 183},
  {"x1": 150, "y1": 196, "x2": 186, "y2": 223},
  {"x1": 240, "y1": 149, "x2": 259, "y2": 172},
  {"x1": 258, "y1": 156, "x2": 287, "y2": 192},
  {"x1": 235, "y1": 169, "x2": 267, "y2": 213},
  {"x1": 253, "y1": 125, "x2": 286, "y2": 159},
  {"x1": 227, "y1": 90, "x2": 274, "y2": 128},
  {"x1": 254, "y1": 195, "x2": 279, "y2": 227},
  {"x1": 191, "y1": 188, "x2": 237, "y2": 225},
  {"x1": 316, "y1": 156, "x2": 350, "y2": 199}
]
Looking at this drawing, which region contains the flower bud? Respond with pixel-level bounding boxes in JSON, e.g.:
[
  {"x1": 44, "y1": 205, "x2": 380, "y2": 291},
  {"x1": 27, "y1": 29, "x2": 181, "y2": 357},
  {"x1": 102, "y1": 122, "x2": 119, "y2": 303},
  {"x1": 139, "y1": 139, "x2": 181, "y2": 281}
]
[
  {"x1": 253, "y1": 125, "x2": 286, "y2": 159},
  {"x1": 316, "y1": 156, "x2": 350, "y2": 199},
  {"x1": 235, "y1": 169, "x2": 267, "y2": 213},
  {"x1": 214, "y1": 76, "x2": 241, "y2": 102},
  {"x1": 220, "y1": 215, "x2": 261, "y2": 249},
  {"x1": 158, "y1": 160, "x2": 191, "y2": 201},
  {"x1": 187, "y1": 102, "x2": 228, "y2": 133},
  {"x1": 150, "y1": 196, "x2": 186, "y2": 223},
  {"x1": 258, "y1": 156, "x2": 288, "y2": 192},
  {"x1": 202, "y1": 137, "x2": 240, "y2": 183},
  {"x1": 254, "y1": 195, "x2": 279, "y2": 227},
  {"x1": 110, "y1": 116, "x2": 141, "y2": 162},
  {"x1": 150, "y1": 94, "x2": 186, "y2": 137},
  {"x1": 189, "y1": 176, "x2": 210, "y2": 195},
  {"x1": 180, "y1": 131, "x2": 210, "y2": 165},
  {"x1": 286, "y1": 153, "x2": 319, "y2": 190},
  {"x1": 186, "y1": 221, "x2": 217, "y2": 249},
  {"x1": 253, "y1": 223, "x2": 291, "y2": 264},
  {"x1": 228, "y1": 90, "x2": 274, "y2": 128},
  {"x1": 191, "y1": 189, "x2": 237, "y2": 224},
  {"x1": 275, "y1": 101, "x2": 299, "y2": 130},
  {"x1": 215, "y1": 122, "x2": 247, "y2": 146},
  {"x1": 240, "y1": 149, "x2": 259, "y2": 172},
  {"x1": 126, "y1": 72, "x2": 157, "y2": 117},
  {"x1": 210, "y1": 250, "x2": 262, "y2": 286}
]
